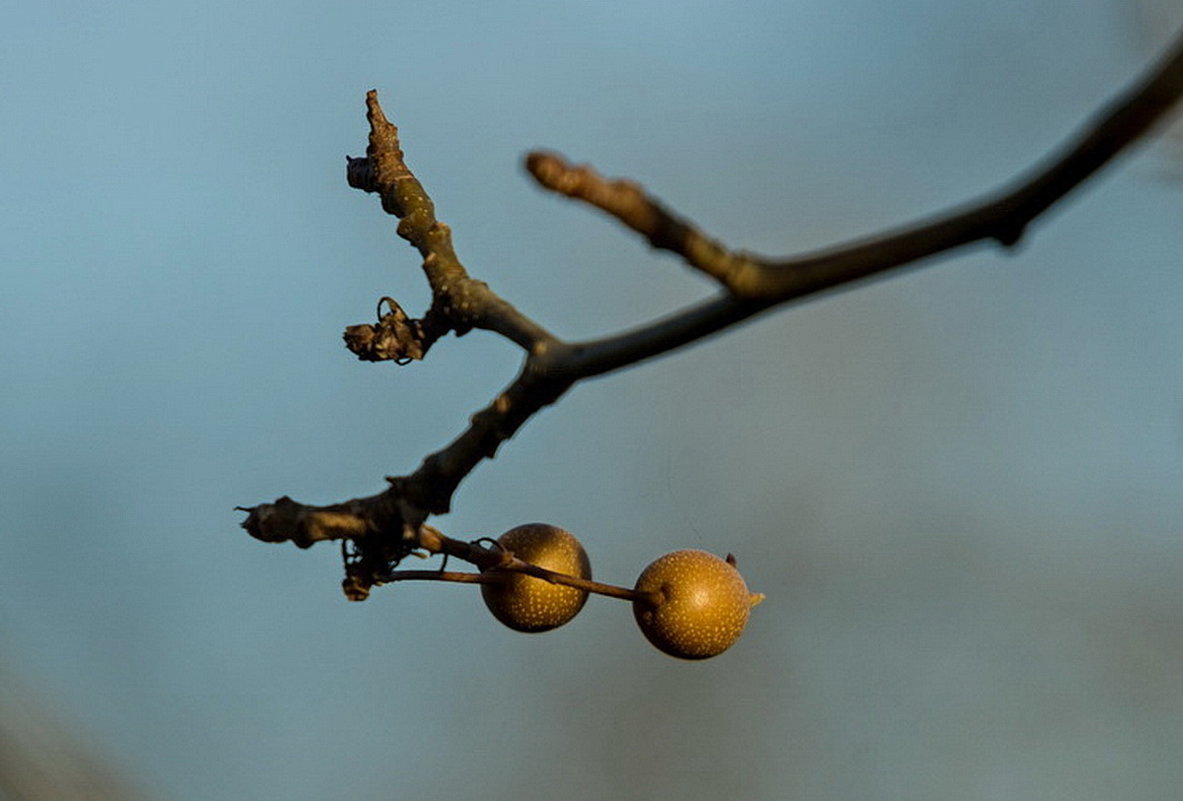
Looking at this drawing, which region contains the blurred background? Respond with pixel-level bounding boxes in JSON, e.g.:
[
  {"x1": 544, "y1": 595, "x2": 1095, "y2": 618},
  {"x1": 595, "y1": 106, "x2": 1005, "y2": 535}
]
[{"x1": 2, "y1": 1, "x2": 1182, "y2": 799}]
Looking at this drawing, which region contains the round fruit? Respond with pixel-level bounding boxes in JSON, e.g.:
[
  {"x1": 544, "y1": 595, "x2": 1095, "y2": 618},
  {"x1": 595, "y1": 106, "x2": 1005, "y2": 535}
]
[
  {"x1": 480, "y1": 524, "x2": 592, "y2": 633},
  {"x1": 632, "y1": 549, "x2": 760, "y2": 659}
]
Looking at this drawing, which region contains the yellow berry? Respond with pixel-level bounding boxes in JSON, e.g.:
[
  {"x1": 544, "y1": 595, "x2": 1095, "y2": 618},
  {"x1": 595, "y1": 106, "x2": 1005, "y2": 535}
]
[
  {"x1": 633, "y1": 549, "x2": 760, "y2": 659},
  {"x1": 481, "y1": 524, "x2": 592, "y2": 633}
]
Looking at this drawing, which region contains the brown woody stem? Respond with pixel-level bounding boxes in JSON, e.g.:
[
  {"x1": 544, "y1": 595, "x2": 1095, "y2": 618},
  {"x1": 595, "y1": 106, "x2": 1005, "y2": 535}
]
[{"x1": 243, "y1": 31, "x2": 1183, "y2": 599}]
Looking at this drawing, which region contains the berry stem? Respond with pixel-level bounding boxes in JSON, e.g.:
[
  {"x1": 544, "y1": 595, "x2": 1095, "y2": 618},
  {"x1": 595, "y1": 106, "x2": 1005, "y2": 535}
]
[
  {"x1": 377, "y1": 570, "x2": 489, "y2": 585},
  {"x1": 391, "y1": 525, "x2": 662, "y2": 604},
  {"x1": 380, "y1": 564, "x2": 656, "y2": 603}
]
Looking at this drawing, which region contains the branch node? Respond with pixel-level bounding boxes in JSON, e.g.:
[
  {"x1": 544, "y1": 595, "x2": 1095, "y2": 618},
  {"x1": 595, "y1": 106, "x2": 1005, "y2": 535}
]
[{"x1": 993, "y1": 222, "x2": 1027, "y2": 248}]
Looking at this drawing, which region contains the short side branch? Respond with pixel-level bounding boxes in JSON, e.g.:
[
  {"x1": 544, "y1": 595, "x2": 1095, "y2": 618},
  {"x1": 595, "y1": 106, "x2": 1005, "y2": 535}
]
[
  {"x1": 345, "y1": 91, "x2": 558, "y2": 352},
  {"x1": 239, "y1": 494, "x2": 402, "y2": 550},
  {"x1": 525, "y1": 151, "x2": 765, "y2": 289}
]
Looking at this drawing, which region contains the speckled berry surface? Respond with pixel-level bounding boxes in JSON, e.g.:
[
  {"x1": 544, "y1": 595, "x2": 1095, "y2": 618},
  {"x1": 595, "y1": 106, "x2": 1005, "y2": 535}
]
[
  {"x1": 633, "y1": 549, "x2": 753, "y2": 659},
  {"x1": 481, "y1": 524, "x2": 592, "y2": 633}
]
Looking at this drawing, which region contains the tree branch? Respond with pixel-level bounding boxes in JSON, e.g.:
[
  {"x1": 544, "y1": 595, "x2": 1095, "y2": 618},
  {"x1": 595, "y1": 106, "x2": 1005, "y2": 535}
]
[
  {"x1": 527, "y1": 31, "x2": 1183, "y2": 302},
  {"x1": 242, "y1": 31, "x2": 1183, "y2": 597}
]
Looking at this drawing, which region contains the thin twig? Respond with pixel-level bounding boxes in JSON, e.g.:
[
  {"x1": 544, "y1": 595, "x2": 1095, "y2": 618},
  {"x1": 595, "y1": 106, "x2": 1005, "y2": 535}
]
[
  {"x1": 377, "y1": 569, "x2": 487, "y2": 584},
  {"x1": 525, "y1": 151, "x2": 762, "y2": 288},
  {"x1": 376, "y1": 566, "x2": 650, "y2": 603},
  {"x1": 528, "y1": 31, "x2": 1183, "y2": 302},
  {"x1": 411, "y1": 525, "x2": 657, "y2": 601}
]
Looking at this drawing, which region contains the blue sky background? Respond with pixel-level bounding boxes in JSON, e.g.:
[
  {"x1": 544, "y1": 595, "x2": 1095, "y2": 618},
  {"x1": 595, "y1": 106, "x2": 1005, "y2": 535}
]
[{"x1": 2, "y1": 1, "x2": 1182, "y2": 799}]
